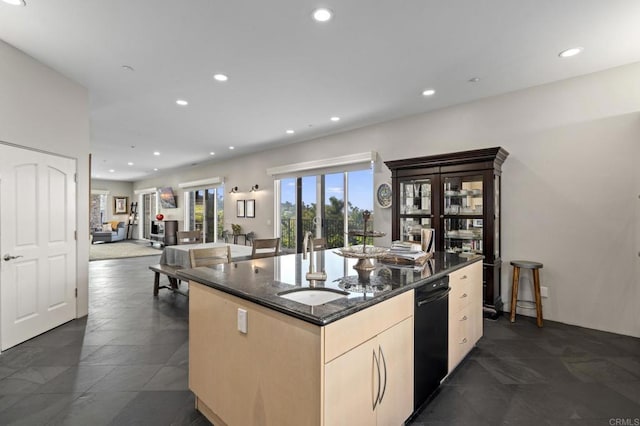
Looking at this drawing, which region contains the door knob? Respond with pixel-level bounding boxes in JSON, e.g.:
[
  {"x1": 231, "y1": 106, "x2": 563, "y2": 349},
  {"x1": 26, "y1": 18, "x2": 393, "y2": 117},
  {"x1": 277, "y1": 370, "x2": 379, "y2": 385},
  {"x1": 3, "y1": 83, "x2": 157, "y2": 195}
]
[{"x1": 3, "y1": 254, "x2": 23, "y2": 261}]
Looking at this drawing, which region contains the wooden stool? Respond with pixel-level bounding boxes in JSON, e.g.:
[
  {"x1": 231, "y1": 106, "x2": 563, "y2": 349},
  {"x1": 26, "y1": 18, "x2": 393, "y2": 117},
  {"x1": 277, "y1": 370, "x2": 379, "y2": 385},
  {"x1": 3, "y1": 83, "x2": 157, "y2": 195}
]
[{"x1": 509, "y1": 260, "x2": 544, "y2": 327}]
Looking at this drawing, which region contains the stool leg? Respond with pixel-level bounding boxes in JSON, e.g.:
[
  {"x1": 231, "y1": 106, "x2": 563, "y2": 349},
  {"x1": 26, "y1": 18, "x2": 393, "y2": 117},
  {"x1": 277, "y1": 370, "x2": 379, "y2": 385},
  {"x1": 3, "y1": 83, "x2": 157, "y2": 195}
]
[
  {"x1": 533, "y1": 269, "x2": 543, "y2": 327},
  {"x1": 510, "y1": 266, "x2": 520, "y2": 323}
]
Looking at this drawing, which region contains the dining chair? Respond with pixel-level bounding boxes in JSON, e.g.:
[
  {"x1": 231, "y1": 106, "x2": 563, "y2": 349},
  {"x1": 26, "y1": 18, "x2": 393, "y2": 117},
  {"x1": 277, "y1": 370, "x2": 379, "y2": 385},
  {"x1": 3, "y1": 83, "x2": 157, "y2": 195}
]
[
  {"x1": 312, "y1": 237, "x2": 327, "y2": 249},
  {"x1": 251, "y1": 238, "x2": 280, "y2": 259},
  {"x1": 189, "y1": 246, "x2": 231, "y2": 267},
  {"x1": 177, "y1": 230, "x2": 203, "y2": 245}
]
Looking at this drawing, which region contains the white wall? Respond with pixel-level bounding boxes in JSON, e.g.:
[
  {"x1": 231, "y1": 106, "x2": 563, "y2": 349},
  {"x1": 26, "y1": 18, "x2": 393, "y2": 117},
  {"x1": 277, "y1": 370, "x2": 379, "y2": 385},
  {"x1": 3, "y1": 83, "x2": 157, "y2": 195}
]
[
  {"x1": 91, "y1": 179, "x2": 134, "y2": 223},
  {"x1": 134, "y1": 158, "x2": 279, "y2": 238},
  {"x1": 136, "y1": 62, "x2": 640, "y2": 337},
  {"x1": 0, "y1": 40, "x2": 91, "y2": 317}
]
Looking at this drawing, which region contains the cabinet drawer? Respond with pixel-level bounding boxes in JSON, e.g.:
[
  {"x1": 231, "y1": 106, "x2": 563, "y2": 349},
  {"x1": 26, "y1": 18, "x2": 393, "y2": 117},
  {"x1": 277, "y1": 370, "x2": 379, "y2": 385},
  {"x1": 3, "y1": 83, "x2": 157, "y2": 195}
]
[
  {"x1": 324, "y1": 290, "x2": 414, "y2": 363},
  {"x1": 448, "y1": 304, "x2": 473, "y2": 371},
  {"x1": 449, "y1": 278, "x2": 473, "y2": 312},
  {"x1": 450, "y1": 305, "x2": 473, "y2": 348},
  {"x1": 449, "y1": 262, "x2": 482, "y2": 309},
  {"x1": 449, "y1": 261, "x2": 482, "y2": 290}
]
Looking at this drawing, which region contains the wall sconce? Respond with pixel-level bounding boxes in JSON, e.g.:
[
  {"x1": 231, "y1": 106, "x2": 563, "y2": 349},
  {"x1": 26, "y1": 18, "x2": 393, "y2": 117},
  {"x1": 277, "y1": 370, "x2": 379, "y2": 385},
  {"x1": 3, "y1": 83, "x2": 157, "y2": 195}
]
[
  {"x1": 229, "y1": 186, "x2": 238, "y2": 193},
  {"x1": 250, "y1": 184, "x2": 259, "y2": 192}
]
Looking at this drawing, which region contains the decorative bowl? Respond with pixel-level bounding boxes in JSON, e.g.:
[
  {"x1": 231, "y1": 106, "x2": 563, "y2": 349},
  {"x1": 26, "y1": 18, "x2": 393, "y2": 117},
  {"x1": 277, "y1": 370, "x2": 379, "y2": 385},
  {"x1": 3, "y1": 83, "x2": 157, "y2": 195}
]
[
  {"x1": 335, "y1": 245, "x2": 389, "y2": 272},
  {"x1": 334, "y1": 245, "x2": 388, "y2": 259}
]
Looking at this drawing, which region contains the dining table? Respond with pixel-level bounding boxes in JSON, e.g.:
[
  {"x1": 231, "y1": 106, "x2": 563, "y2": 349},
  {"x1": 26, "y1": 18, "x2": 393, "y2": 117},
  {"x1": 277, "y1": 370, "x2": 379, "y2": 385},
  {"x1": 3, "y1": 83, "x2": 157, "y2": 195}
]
[{"x1": 159, "y1": 242, "x2": 253, "y2": 269}]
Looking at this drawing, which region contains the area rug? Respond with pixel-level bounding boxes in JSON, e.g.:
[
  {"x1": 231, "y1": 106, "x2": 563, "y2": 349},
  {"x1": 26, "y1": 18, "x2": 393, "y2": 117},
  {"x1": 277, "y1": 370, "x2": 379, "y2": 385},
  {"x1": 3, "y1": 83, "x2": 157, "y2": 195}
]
[{"x1": 89, "y1": 241, "x2": 161, "y2": 261}]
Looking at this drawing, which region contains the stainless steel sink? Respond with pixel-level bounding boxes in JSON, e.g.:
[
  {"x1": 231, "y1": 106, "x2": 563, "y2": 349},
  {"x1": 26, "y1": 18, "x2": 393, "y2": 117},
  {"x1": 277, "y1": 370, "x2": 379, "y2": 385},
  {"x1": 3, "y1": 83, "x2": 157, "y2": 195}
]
[{"x1": 277, "y1": 288, "x2": 349, "y2": 306}]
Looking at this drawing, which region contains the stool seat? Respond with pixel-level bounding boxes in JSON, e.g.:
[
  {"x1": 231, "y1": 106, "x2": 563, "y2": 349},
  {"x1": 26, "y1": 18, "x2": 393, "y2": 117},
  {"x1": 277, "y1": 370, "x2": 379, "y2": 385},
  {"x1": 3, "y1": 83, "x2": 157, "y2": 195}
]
[
  {"x1": 510, "y1": 259, "x2": 544, "y2": 327},
  {"x1": 510, "y1": 260, "x2": 543, "y2": 269}
]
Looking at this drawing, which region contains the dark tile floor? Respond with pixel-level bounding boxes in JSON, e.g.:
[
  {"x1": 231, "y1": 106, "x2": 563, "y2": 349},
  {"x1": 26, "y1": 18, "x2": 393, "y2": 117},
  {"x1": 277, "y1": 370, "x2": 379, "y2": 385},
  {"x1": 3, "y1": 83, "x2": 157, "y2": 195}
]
[{"x1": 0, "y1": 255, "x2": 638, "y2": 425}]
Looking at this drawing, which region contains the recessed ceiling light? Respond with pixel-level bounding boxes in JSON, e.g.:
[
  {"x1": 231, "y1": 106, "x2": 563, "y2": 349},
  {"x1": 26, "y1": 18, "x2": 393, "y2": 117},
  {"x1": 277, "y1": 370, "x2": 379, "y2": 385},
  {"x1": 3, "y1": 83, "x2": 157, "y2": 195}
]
[
  {"x1": 229, "y1": 146, "x2": 235, "y2": 150},
  {"x1": 153, "y1": 151, "x2": 160, "y2": 156},
  {"x1": 286, "y1": 129, "x2": 295, "y2": 134},
  {"x1": 313, "y1": 8, "x2": 333, "y2": 22},
  {"x1": 468, "y1": 77, "x2": 480, "y2": 83},
  {"x1": 127, "y1": 162, "x2": 134, "y2": 166},
  {"x1": 109, "y1": 169, "x2": 115, "y2": 173},
  {"x1": 330, "y1": 116, "x2": 340, "y2": 122},
  {"x1": 176, "y1": 99, "x2": 189, "y2": 106},
  {"x1": 2, "y1": 0, "x2": 26, "y2": 6},
  {"x1": 213, "y1": 74, "x2": 228, "y2": 82},
  {"x1": 153, "y1": 168, "x2": 159, "y2": 171},
  {"x1": 209, "y1": 152, "x2": 215, "y2": 156},
  {"x1": 558, "y1": 47, "x2": 583, "y2": 58},
  {"x1": 422, "y1": 89, "x2": 436, "y2": 96}
]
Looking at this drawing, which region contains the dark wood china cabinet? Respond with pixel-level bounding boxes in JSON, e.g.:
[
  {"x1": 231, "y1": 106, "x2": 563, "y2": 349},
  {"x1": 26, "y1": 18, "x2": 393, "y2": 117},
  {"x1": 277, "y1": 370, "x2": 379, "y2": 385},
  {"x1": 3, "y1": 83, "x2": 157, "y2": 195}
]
[{"x1": 385, "y1": 147, "x2": 508, "y2": 314}]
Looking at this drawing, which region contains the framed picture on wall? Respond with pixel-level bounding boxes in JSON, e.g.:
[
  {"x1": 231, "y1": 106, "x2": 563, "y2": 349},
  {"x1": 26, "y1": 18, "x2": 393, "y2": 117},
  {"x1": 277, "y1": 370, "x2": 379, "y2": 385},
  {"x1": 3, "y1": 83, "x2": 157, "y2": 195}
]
[
  {"x1": 246, "y1": 199, "x2": 255, "y2": 218},
  {"x1": 237, "y1": 200, "x2": 245, "y2": 218},
  {"x1": 114, "y1": 196, "x2": 129, "y2": 214}
]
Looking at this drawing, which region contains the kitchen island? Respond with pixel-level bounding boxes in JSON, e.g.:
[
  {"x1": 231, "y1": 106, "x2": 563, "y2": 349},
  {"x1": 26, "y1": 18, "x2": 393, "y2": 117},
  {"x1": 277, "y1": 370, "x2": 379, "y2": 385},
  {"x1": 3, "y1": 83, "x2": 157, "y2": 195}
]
[{"x1": 178, "y1": 250, "x2": 483, "y2": 426}]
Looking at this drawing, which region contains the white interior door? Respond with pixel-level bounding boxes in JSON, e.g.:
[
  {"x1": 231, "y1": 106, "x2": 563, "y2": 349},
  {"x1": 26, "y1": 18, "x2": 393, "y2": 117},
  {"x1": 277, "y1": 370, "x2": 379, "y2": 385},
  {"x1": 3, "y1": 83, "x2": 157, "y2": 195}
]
[{"x1": 0, "y1": 144, "x2": 77, "y2": 351}]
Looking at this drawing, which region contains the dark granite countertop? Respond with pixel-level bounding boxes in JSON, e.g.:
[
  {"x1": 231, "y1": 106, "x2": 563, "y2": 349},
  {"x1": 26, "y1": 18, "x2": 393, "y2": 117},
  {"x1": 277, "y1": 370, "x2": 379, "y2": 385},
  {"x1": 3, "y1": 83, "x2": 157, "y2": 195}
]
[{"x1": 177, "y1": 250, "x2": 482, "y2": 326}]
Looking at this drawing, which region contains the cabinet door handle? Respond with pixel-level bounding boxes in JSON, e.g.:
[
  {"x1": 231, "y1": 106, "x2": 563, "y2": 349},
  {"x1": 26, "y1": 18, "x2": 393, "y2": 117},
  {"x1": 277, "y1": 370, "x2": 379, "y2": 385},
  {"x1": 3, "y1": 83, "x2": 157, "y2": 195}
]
[
  {"x1": 460, "y1": 293, "x2": 468, "y2": 299},
  {"x1": 460, "y1": 337, "x2": 468, "y2": 344},
  {"x1": 460, "y1": 315, "x2": 468, "y2": 321},
  {"x1": 372, "y1": 349, "x2": 381, "y2": 411},
  {"x1": 460, "y1": 275, "x2": 468, "y2": 280},
  {"x1": 378, "y1": 345, "x2": 387, "y2": 404}
]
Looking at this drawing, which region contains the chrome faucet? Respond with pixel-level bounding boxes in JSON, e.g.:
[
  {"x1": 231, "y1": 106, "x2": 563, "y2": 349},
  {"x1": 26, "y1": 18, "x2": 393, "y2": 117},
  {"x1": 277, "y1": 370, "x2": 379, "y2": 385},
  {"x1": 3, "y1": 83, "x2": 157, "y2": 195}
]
[{"x1": 303, "y1": 231, "x2": 327, "y2": 282}]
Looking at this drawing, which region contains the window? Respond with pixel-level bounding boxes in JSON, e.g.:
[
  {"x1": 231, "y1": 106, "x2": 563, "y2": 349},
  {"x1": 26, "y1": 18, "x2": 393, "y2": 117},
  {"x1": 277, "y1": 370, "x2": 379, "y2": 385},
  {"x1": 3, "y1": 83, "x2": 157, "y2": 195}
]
[
  {"x1": 185, "y1": 186, "x2": 224, "y2": 242},
  {"x1": 141, "y1": 192, "x2": 158, "y2": 240},
  {"x1": 347, "y1": 169, "x2": 374, "y2": 245},
  {"x1": 277, "y1": 168, "x2": 373, "y2": 253},
  {"x1": 90, "y1": 192, "x2": 107, "y2": 230},
  {"x1": 279, "y1": 178, "x2": 297, "y2": 251}
]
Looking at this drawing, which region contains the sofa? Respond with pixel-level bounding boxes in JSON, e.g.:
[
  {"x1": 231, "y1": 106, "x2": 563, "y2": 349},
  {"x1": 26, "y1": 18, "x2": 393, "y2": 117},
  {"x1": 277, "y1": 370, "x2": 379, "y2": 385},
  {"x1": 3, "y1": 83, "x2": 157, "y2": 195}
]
[{"x1": 92, "y1": 221, "x2": 126, "y2": 244}]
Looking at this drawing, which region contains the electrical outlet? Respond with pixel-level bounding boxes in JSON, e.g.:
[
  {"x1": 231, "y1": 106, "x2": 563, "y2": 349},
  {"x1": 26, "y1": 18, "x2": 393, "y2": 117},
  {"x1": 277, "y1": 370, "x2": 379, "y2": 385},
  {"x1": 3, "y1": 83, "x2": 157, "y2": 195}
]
[
  {"x1": 237, "y1": 308, "x2": 247, "y2": 334},
  {"x1": 540, "y1": 286, "x2": 549, "y2": 298}
]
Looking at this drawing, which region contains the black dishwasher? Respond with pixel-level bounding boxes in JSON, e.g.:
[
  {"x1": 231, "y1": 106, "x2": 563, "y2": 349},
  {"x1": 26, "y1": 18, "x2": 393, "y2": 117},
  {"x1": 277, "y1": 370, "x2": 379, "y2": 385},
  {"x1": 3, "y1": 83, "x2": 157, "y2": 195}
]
[{"x1": 414, "y1": 276, "x2": 450, "y2": 411}]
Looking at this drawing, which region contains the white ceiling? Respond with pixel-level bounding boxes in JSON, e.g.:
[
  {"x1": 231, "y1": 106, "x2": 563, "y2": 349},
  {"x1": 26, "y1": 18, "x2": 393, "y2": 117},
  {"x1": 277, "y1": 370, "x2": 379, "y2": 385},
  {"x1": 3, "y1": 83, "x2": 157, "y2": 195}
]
[{"x1": 2, "y1": 0, "x2": 640, "y2": 181}]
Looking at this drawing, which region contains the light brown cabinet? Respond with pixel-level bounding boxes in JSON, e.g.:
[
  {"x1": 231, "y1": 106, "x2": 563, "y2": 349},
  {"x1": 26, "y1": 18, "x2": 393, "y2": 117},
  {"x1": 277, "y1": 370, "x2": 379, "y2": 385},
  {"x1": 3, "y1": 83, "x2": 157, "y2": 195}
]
[
  {"x1": 324, "y1": 317, "x2": 413, "y2": 425},
  {"x1": 448, "y1": 261, "x2": 483, "y2": 372},
  {"x1": 189, "y1": 282, "x2": 414, "y2": 426},
  {"x1": 189, "y1": 282, "x2": 322, "y2": 426}
]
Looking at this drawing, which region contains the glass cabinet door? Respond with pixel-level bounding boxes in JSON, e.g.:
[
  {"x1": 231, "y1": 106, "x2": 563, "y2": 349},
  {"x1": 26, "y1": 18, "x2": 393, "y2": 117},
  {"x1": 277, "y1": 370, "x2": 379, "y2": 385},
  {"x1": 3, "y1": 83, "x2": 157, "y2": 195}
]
[
  {"x1": 399, "y1": 178, "x2": 433, "y2": 244},
  {"x1": 443, "y1": 175, "x2": 483, "y2": 254},
  {"x1": 444, "y1": 218, "x2": 483, "y2": 254}
]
